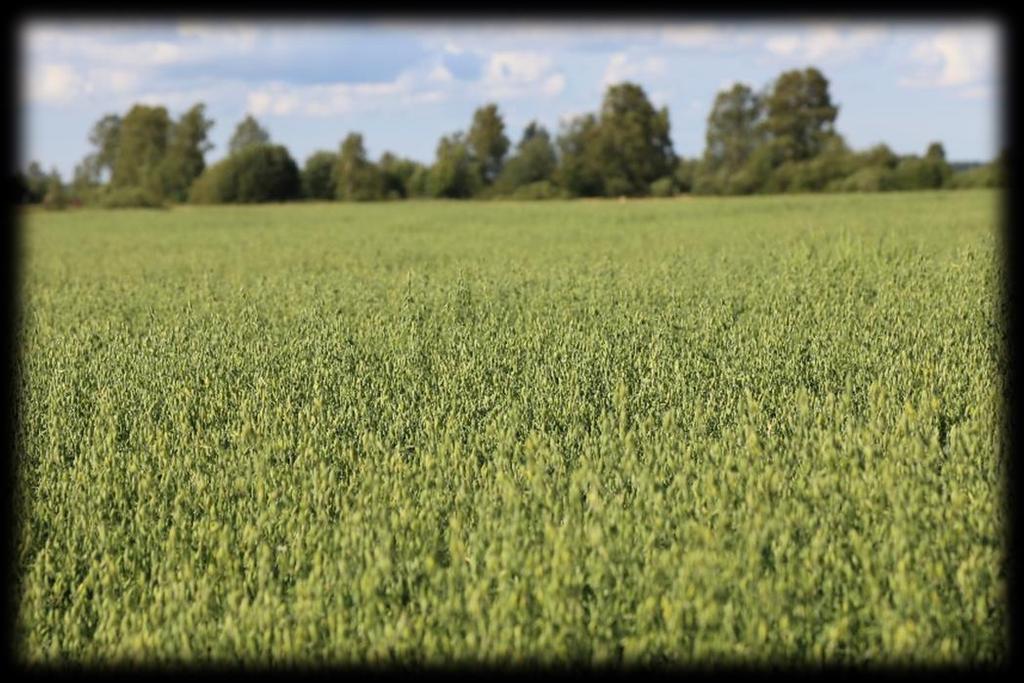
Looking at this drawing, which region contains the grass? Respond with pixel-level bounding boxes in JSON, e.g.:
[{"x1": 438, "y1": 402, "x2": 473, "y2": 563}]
[{"x1": 15, "y1": 190, "x2": 1007, "y2": 666}]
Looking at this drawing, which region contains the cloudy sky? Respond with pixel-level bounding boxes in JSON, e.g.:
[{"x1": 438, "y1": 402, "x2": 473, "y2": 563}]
[{"x1": 20, "y1": 19, "x2": 1002, "y2": 178}]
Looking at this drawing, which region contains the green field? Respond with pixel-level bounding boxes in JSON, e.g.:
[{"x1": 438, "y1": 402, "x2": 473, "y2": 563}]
[{"x1": 15, "y1": 191, "x2": 1006, "y2": 666}]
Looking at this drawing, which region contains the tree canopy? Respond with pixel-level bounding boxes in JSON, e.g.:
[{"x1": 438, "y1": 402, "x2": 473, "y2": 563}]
[
  {"x1": 229, "y1": 115, "x2": 271, "y2": 155},
  {"x1": 22, "y1": 65, "x2": 998, "y2": 208}
]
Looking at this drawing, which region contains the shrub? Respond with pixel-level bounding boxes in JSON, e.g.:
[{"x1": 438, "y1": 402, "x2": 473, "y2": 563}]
[
  {"x1": 99, "y1": 187, "x2": 166, "y2": 209},
  {"x1": 649, "y1": 176, "x2": 676, "y2": 198},
  {"x1": 510, "y1": 180, "x2": 564, "y2": 200},
  {"x1": 189, "y1": 144, "x2": 301, "y2": 204},
  {"x1": 41, "y1": 179, "x2": 68, "y2": 210},
  {"x1": 949, "y1": 163, "x2": 1002, "y2": 189},
  {"x1": 832, "y1": 167, "x2": 893, "y2": 193},
  {"x1": 888, "y1": 158, "x2": 948, "y2": 191}
]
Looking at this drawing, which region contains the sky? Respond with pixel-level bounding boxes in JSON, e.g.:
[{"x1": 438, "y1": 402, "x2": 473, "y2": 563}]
[{"x1": 20, "y1": 19, "x2": 1003, "y2": 179}]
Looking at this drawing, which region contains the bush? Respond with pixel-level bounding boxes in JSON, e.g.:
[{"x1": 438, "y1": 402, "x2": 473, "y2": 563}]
[
  {"x1": 301, "y1": 151, "x2": 338, "y2": 200},
  {"x1": 190, "y1": 144, "x2": 301, "y2": 204},
  {"x1": 41, "y1": 180, "x2": 68, "y2": 210},
  {"x1": 831, "y1": 166, "x2": 893, "y2": 193},
  {"x1": 510, "y1": 180, "x2": 564, "y2": 200},
  {"x1": 674, "y1": 159, "x2": 699, "y2": 194},
  {"x1": 99, "y1": 187, "x2": 166, "y2": 209},
  {"x1": 949, "y1": 163, "x2": 1002, "y2": 189},
  {"x1": 888, "y1": 158, "x2": 948, "y2": 191},
  {"x1": 649, "y1": 177, "x2": 676, "y2": 198}
]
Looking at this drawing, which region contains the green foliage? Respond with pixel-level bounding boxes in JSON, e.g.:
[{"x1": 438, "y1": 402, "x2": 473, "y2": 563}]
[
  {"x1": 555, "y1": 114, "x2": 605, "y2": 197},
  {"x1": 949, "y1": 162, "x2": 1003, "y2": 189},
  {"x1": 648, "y1": 176, "x2": 676, "y2": 197},
  {"x1": 88, "y1": 114, "x2": 122, "y2": 181},
  {"x1": 406, "y1": 166, "x2": 432, "y2": 198},
  {"x1": 378, "y1": 153, "x2": 425, "y2": 200},
  {"x1": 673, "y1": 158, "x2": 699, "y2": 194},
  {"x1": 704, "y1": 83, "x2": 763, "y2": 173},
  {"x1": 110, "y1": 105, "x2": 172, "y2": 195},
  {"x1": 16, "y1": 192, "x2": 1006, "y2": 666},
  {"x1": 856, "y1": 144, "x2": 900, "y2": 170},
  {"x1": 336, "y1": 134, "x2": 384, "y2": 202},
  {"x1": 888, "y1": 158, "x2": 949, "y2": 191},
  {"x1": 429, "y1": 134, "x2": 481, "y2": 199},
  {"x1": 830, "y1": 167, "x2": 893, "y2": 193},
  {"x1": 508, "y1": 180, "x2": 564, "y2": 200},
  {"x1": 595, "y1": 82, "x2": 676, "y2": 196},
  {"x1": 21, "y1": 161, "x2": 51, "y2": 204},
  {"x1": 41, "y1": 171, "x2": 67, "y2": 210},
  {"x1": 229, "y1": 115, "x2": 271, "y2": 155},
  {"x1": 189, "y1": 144, "x2": 300, "y2": 204},
  {"x1": 97, "y1": 186, "x2": 167, "y2": 209},
  {"x1": 159, "y1": 104, "x2": 215, "y2": 202},
  {"x1": 760, "y1": 68, "x2": 838, "y2": 162},
  {"x1": 494, "y1": 122, "x2": 557, "y2": 195},
  {"x1": 301, "y1": 151, "x2": 339, "y2": 201},
  {"x1": 467, "y1": 104, "x2": 510, "y2": 185}
]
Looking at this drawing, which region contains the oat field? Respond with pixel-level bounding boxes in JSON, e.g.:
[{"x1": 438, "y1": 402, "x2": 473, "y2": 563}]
[{"x1": 14, "y1": 190, "x2": 1007, "y2": 666}]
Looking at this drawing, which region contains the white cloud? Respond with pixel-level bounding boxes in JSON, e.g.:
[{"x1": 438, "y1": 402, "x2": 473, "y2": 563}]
[
  {"x1": 542, "y1": 73, "x2": 566, "y2": 96},
  {"x1": 481, "y1": 51, "x2": 563, "y2": 99},
  {"x1": 427, "y1": 64, "x2": 454, "y2": 83},
  {"x1": 764, "y1": 35, "x2": 801, "y2": 56},
  {"x1": 558, "y1": 109, "x2": 587, "y2": 126},
  {"x1": 92, "y1": 67, "x2": 141, "y2": 93},
  {"x1": 245, "y1": 72, "x2": 449, "y2": 118},
  {"x1": 26, "y1": 24, "x2": 257, "y2": 71},
  {"x1": 486, "y1": 52, "x2": 551, "y2": 85},
  {"x1": 764, "y1": 25, "x2": 887, "y2": 62},
  {"x1": 247, "y1": 90, "x2": 273, "y2": 115},
  {"x1": 957, "y1": 84, "x2": 993, "y2": 100},
  {"x1": 602, "y1": 52, "x2": 667, "y2": 87},
  {"x1": 901, "y1": 28, "x2": 995, "y2": 88},
  {"x1": 661, "y1": 24, "x2": 725, "y2": 48},
  {"x1": 28, "y1": 63, "x2": 80, "y2": 104}
]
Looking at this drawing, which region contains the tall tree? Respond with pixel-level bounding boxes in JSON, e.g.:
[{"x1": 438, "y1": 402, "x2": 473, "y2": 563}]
[
  {"x1": 228, "y1": 115, "x2": 271, "y2": 155},
  {"x1": 595, "y1": 82, "x2": 675, "y2": 195},
  {"x1": 429, "y1": 133, "x2": 480, "y2": 198},
  {"x1": 378, "y1": 153, "x2": 423, "y2": 199},
  {"x1": 495, "y1": 121, "x2": 557, "y2": 192},
  {"x1": 42, "y1": 167, "x2": 67, "y2": 209},
  {"x1": 301, "y1": 150, "x2": 339, "y2": 200},
  {"x1": 760, "y1": 67, "x2": 838, "y2": 162},
  {"x1": 467, "y1": 103, "x2": 510, "y2": 185},
  {"x1": 22, "y1": 161, "x2": 50, "y2": 203},
  {"x1": 110, "y1": 104, "x2": 171, "y2": 194},
  {"x1": 71, "y1": 156, "x2": 103, "y2": 201},
  {"x1": 87, "y1": 113, "x2": 122, "y2": 181},
  {"x1": 704, "y1": 83, "x2": 763, "y2": 172},
  {"x1": 555, "y1": 113, "x2": 605, "y2": 197},
  {"x1": 925, "y1": 142, "x2": 947, "y2": 162},
  {"x1": 160, "y1": 103, "x2": 215, "y2": 201},
  {"x1": 335, "y1": 133, "x2": 383, "y2": 201}
]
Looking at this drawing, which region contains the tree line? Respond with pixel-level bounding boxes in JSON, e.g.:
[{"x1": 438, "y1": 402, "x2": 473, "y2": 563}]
[{"x1": 16, "y1": 66, "x2": 1004, "y2": 209}]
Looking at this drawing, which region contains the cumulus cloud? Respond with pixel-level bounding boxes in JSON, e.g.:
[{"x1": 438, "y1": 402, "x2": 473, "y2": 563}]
[
  {"x1": 244, "y1": 71, "x2": 450, "y2": 118},
  {"x1": 764, "y1": 25, "x2": 887, "y2": 62},
  {"x1": 481, "y1": 51, "x2": 564, "y2": 99},
  {"x1": 661, "y1": 24, "x2": 726, "y2": 48},
  {"x1": 602, "y1": 52, "x2": 667, "y2": 87},
  {"x1": 427, "y1": 64, "x2": 454, "y2": 83},
  {"x1": 28, "y1": 63, "x2": 80, "y2": 104},
  {"x1": 542, "y1": 73, "x2": 567, "y2": 96},
  {"x1": 900, "y1": 28, "x2": 996, "y2": 88}
]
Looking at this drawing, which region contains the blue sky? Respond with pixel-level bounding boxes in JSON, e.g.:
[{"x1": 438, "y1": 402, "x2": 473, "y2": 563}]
[{"x1": 20, "y1": 20, "x2": 1002, "y2": 179}]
